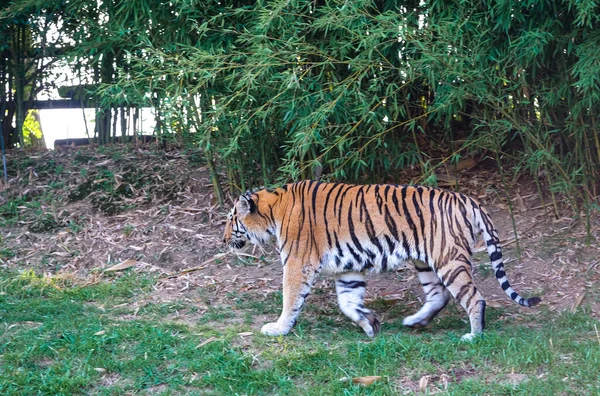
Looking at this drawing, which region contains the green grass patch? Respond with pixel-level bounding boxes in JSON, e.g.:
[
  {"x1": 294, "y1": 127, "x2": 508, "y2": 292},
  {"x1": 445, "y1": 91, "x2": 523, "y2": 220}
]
[{"x1": 0, "y1": 269, "x2": 598, "y2": 395}]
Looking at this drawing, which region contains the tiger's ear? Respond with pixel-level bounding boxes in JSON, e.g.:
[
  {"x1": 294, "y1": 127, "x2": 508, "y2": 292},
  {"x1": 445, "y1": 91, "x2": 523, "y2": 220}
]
[{"x1": 236, "y1": 194, "x2": 256, "y2": 215}]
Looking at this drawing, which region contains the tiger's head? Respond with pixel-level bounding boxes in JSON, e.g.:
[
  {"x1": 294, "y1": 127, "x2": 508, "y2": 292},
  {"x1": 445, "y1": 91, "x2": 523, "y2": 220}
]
[{"x1": 223, "y1": 192, "x2": 273, "y2": 251}]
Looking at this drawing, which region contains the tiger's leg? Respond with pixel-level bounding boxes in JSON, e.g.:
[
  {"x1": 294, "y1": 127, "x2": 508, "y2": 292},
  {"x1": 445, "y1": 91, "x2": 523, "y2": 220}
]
[
  {"x1": 403, "y1": 261, "x2": 451, "y2": 328},
  {"x1": 437, "y1": 256, "x2": 486, "y2": 341},
  {"x1": 335, "y1": 272, "x2": 380, "y2": 337},
  {"x1": 261, "y1": 260, "x2": 317, "y2": 336}
]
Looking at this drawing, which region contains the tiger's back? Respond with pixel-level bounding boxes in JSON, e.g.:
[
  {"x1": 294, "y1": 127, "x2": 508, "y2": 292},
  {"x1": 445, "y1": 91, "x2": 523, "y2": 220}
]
[
  {"x1": 223, "y1": 180, "x2": 540, "y2": 340},
  {"x1": 278, "y1": 181, "x2": 479, "y2": 273}
]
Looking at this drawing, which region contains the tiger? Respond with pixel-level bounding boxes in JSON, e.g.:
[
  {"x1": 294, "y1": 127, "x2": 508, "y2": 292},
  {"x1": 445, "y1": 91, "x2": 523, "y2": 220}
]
[{"x1": 222, "y1": 180, "x2": 541, "y2": 341}]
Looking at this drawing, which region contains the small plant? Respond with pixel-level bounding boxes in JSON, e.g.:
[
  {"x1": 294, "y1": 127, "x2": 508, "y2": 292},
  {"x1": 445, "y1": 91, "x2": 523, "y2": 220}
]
[
  {"x1": 74, "y1": 151, "x2": 94, "y2": 165},
  {"x1": 16, "y1": 157, "x2": 35, "y2": 171},
  {"x1": 98, "y1": 169, "x2": 116, "y2": 192},
  {"x1": 477, "y1": 262, "x2": 493, "y2": 279},
  {"x1": 0, "y1": 248, "x2": 16, "y2": 260},
  {"x1": 68, "y1": 219, "x2": 84, "y2": 233},
  {"x1": 15, "y1": 269, "x2": 70, "y2": 292},
  {"x1": 0, "y1": 197, "x2": 27, "y2": 226},
  {"x1": 123, "y1": 223, "x2": 135, "y2": 236},
  {"x1": 49, "y1": 181, "x2": 65, "y2": 189},
  {"x1": 28, "y1": 213, "x2": 60, "y2": 233}
]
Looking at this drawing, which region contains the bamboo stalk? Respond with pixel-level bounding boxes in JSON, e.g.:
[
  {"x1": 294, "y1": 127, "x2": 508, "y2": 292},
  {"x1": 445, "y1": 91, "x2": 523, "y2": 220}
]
[
  {"x1": 495, "y1": 151, "x2": 521, "y2": 259},
  {"x1": 545, "y1": 168, "x2": 560, "y2": 219},
  {"x1": 189, "y1": 93, "x2": 224, "y2": 206},
  {"x1": 206, "y1": 150, "x2": 224, "y2": 206},
  {"x1": 238, "y1": 156, "x2": 246, "y2": 192},
  {"x1": 260, "y1": 139, "x2": 269, "y2": 186},
  {"x1": 225, "y1": 158, "x2": 235, "y2": 196},
  {"x1": 591, "y1": 117, "x2": 600, "y2": 197},
  {"x1": 534, "y1": 171, "x2": 548, "y2": 215},
  {"x1": 581, "y1": 117, "x2": 594, "y2": 245}
]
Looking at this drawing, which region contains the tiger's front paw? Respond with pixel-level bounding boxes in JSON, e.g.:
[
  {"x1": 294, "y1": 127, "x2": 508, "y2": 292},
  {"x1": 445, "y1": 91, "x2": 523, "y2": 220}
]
[
  {"x1": 261, "y1": 322, "x2": 289, "y2": 336},
  {"x1": 360, "y1": 311, "x2": 380, "y2": 337}
]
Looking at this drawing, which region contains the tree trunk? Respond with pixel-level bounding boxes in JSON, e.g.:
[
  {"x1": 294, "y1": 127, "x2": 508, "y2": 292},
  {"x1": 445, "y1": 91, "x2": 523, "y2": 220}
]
[
  {"x1": 121, "y1": 106, "x2": 127, "y2": 138},
  {"x1": 133, "y1": 107, "x2": 140, "y2": 143},
  {"x1": 96, "y1": 51, "x2": 114, "y2": 144},
  {"x1": 13, "y1": 24, "x2": 27, "y2": 148},
  {"x1": 112, "y1": 107, "x2": 118, "y2": 142}
]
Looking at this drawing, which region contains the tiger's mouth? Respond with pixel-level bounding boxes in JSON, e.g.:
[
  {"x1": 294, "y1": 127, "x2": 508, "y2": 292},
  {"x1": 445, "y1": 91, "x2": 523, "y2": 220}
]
[{"x1": 228, "y1": 239, "x2": 247, "y2": 250}]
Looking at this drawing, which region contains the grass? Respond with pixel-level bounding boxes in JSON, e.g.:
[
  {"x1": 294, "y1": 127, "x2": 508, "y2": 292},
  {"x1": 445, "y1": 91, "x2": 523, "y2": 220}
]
[
  {"x1": 0, "y1": 191, "x2": 66, "y2": 230},
  {"x1": 1, "y1": 269, "x2": 599, "y2": 395}
]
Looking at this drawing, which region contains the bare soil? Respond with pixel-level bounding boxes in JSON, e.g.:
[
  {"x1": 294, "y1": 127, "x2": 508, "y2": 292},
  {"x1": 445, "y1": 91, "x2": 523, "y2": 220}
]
[{"x1": 1, "y1": 145, "x2": 598, "y2": 329}]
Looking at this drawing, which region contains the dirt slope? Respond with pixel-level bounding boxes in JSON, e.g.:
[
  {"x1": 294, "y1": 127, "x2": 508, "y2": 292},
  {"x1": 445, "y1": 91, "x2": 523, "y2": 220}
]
[{"x1": 1, "y1": 146, "x2": 598, "y2": 327}]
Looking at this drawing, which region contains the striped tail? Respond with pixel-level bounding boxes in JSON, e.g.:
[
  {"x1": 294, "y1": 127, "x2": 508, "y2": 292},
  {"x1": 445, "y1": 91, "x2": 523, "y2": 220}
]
[{"x1": 477, "y1": 209, "x2": 541, "y2": 308}]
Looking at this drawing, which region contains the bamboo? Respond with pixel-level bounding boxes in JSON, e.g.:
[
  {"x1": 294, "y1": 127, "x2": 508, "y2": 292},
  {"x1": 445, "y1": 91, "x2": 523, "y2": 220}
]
[
  {"x1": 226, "y1": 158, "x2": 236, "y2": 197},
  {"x1": 260, "y1": 139, "x2": 269, "y2": 186},
  {"x1": 238, "y1": 156, "x2": 246, "y2": 192},
  {"x1": 189, "y1": 93, "x2": 225, "y2": 205},
  {"x1": 581, "y1": 117, "x2": 594, "y2": 245},
  {"x1": 206, "y1": 150, "x2": 224, "y2": 206},
  {"x1": 495, "y1": 151, "x2": 521, "y2": 259},
  {"x1": 545, "y1": 168, "x2": 560, "y2": 219},
  {"x1": 533, "y1": 171, "x2": 548, "y2": 216},
  {"x1": 591, "y1": 118, "x2": 600, "y2": 198}
]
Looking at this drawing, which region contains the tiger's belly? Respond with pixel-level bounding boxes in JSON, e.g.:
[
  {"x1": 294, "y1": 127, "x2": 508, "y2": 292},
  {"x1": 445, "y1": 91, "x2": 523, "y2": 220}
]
[{"x1": 319, "y1": 249, "x2": 411, "y2": 275}]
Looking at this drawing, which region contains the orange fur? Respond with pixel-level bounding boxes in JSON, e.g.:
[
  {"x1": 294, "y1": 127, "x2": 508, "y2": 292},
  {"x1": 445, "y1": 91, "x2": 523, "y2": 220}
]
[{"x1": 223, "y1": 181, "x2": 540, "y2": 339}]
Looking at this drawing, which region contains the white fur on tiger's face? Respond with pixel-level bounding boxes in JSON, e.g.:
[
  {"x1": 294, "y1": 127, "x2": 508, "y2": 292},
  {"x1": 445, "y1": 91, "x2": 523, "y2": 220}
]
[
  {"x1": 223, "y1": 205, "x2": 248, "y2": 250},
  {"x1": 223, "y1": 193, "x2": 273, "y2": 251},
  {"x1": 223, "y1": 181, "x2": 541, "y2": 341}
]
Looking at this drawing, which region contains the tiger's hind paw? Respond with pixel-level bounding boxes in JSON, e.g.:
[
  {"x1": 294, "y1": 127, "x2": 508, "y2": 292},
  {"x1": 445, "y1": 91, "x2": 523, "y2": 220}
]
[
  {"x1": 402, "y1": 315, "x2": 430, "y2": 328},
  {"x1": 460, "y1": 332, "x2": 482, "y2": 342},
  {"x1": 260, "y1": 322, "x2": 289, "y2": 336}
]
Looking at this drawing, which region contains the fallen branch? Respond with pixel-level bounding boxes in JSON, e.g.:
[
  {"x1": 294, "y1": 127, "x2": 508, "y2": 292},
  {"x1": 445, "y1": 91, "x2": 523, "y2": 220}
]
[
  {"x1": 473, "y1": 237, "x2": 517, "y2": 253},
  {"x1": 164, "y1": 252, "x2": 229, "y2": 278},
  {"x1": 105, "y1": 259, "x2": 140, "y2": 272}
]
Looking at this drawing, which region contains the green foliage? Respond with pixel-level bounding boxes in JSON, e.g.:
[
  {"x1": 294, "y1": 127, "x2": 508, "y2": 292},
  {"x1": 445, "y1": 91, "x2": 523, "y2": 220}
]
[
  {"x1": 0, "y1": 248, "x2": 16, "y2": 259},
  {"x1": 2, "y1": 0, "x2": 599, "y2": 214},
  {"x1": 28, "y1": 212, "x2": 60, "y2": 233},
  {"x1": 78, "y1": 0, "x2": 597, "y2": 203},
  {"x1": 122, "y1": 223, "x2": 135, "y2": 237},
  {"x1": 0, "y1": 197, "x2": 26, "y2": 226},
  {"x1": 67, "y1": 219, "x2": 84, "y2": 233},
  {"x1": 22, "y1": 110, "x2": 44, "y2": 147}
]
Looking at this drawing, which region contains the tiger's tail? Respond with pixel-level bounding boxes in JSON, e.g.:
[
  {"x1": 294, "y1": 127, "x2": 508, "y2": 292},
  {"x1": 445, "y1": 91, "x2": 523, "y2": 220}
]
[{"x1": 476, "y1": 207, "x2": 541, "y2": 308}]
